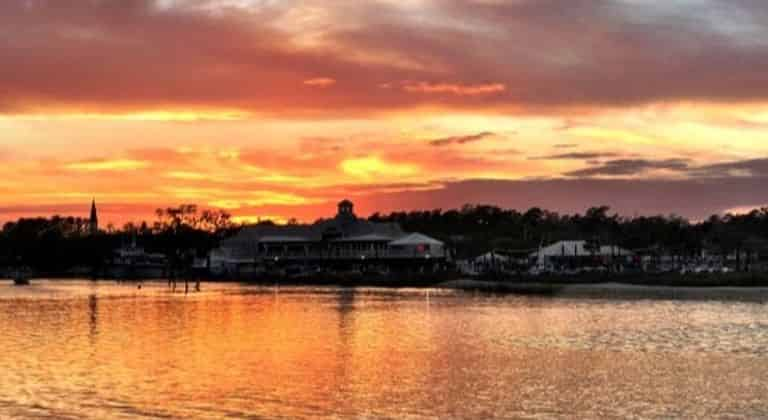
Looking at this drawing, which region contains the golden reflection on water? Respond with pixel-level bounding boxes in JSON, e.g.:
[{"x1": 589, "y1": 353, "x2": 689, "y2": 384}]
[{"x1": 0, "y1": 281, "x2": 767, "y2": 419}]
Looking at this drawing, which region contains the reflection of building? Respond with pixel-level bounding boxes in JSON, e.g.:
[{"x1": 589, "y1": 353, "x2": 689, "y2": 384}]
[{"x1": 210, "y1": 200, "x2": 446, "y2": 275}]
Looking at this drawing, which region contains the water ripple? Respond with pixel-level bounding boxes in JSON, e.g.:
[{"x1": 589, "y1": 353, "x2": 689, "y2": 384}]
[{"x1": 0, "y1": 280, "x2": 767, "y2": 418}]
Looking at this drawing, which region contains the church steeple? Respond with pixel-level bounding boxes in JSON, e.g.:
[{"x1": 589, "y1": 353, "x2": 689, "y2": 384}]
[{"x1": 89, "y1": 199, "x2": 99, "y2": 235}]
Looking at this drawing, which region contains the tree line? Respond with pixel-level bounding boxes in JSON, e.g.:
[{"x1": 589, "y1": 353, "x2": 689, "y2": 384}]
[
  {"x1": 370, "y1": 205, "x2": 768, "y2": 260},
  {"x1": 0, "y1": 205, "x2": 237, "y2": 272},
  {"x1": 2, "y1": 203, "x2": 768, "y2": 272}
]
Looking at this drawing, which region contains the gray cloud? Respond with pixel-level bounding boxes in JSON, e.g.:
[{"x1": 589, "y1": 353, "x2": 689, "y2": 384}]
[
  {"x1": 566, "y1": 157, "x2": 768, "y2": 179},
  {"x1": 362, "y1": 176, "x2": 768, "y2": 220},
  {"x1": 531, "y1": 152, "x2": 621, "y2": 161},
  {"x1": 429, "y1": 131, "x2": 496, "y2": 147},
  {"x1": 691, "y1": 158, "x2": 768, "y2": 177},
  {"x1": 2, "y1": 0, "x2": 768, "y2": 114},
  {"x1": 565, "y1": 159, "x2": 691, "y2": 177}
]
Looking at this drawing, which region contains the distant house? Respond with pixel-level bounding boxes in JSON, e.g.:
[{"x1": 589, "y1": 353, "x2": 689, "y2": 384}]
[
  {"x1": 210, "y1": 200, "x2": 446, "y2": 275},
  {"x1": 531, "y1": 240, "x2": 633, "y2": 266},
  {"x1": 388, "y1": 233, "x2": 446, "y2": 258},
  {"x1": 107, "y1": 239, "x2": 168, "y2": 279},
  {"x1": 473, "y1": 251, "x2": 511, "y2": 265}
]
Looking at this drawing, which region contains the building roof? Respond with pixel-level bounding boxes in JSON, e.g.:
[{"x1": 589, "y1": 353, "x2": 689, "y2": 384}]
[
  {"x1": 220, "y1": 203, "x2": 405, "y2": 247},
  {"x1": 312, "y1": 217, "x2": 403, "y2": 239},
  {"x1": 333, "y1": 233, "x2": 396, "y2": 242},
  {"x1": 221, "y1": 224, "x2": 315, "y2": 245},
  {"x1": 259, "y1": 235, "x2": 314, "y2": 243},
  {"x1": 389, "y1": 233, "x2": 444, "y2": 246},
  {"x1": 531, "y1": 240, "x2": 633, "y2": 258}
]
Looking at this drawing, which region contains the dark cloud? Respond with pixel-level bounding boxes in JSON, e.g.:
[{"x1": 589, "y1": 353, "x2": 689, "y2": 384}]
[
  {"x1": 562, "y1": 156, "x2": 768, "y2": 178},
  {"x1": 531, "y1": 152, "x2": 620, "y2": 161},
  {"x1": 565, "y1": 159, "x2": 691, "y2": 177},
  {"x1": 1, "y1": 0, "x2": 768, "y2": 115},
  {"x1": 334, "y1": 0, "x2": 768, "y2": 109},
  {"x1": 429, "y1": 131, "x2": 496, "y2": 147},
  {"x1": 361, "y1": 176, "x2": 768, "y2": 220},
  {"x1": 0, "y1": 0, "x2": 432, "y2": 116},
  {"x1": 691, "y1": 158, "x2": 768, "y2": 177}
]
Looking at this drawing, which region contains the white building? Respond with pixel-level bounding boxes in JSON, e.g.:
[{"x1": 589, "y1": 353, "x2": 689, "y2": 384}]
[
  {"x1": 388, "y1": 233, "x2": 446, "y2": 259},
  {"x1": 531, "y1": 240, "x2": 633, "y2": 266}
]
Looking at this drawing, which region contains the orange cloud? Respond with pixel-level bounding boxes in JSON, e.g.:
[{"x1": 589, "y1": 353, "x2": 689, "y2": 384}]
[
  {"x1": 303, "y1": 78, "x2": 337, "y2": 88},
  {"x1": 402, "y1": 82, "x2": 507, "y2": 96},
  {"x1": 231, "y1": 214, "x2": 290, "y2": 225},
  {"x1": 340, "y1": 156, "x2": 419, "y2": 180},
  {"x1": 63, "y1": 159, "x2": 150, "y2": 172}
]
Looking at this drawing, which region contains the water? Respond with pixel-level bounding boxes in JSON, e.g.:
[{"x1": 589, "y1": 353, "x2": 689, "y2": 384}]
[{"x1": 1, "y1": 280, "x2": 767, "y2": 419}]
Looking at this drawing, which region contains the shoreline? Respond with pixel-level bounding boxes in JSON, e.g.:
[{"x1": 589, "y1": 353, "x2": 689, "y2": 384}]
[
  {"x1": 5, "y1": 276, "x2": 768, "y2": 301},
  {"x1": 436, "y1": 279, "x2": 768, "y2": 301}
]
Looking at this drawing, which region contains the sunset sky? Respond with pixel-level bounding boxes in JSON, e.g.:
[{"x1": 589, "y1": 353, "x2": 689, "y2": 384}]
[{"x1": 2, "y1": 0, "x2": 768, "y2": 225}]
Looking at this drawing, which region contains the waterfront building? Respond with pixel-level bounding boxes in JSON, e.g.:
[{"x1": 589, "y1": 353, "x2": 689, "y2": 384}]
[
  {"x1": 532, "y1": 240, "x2": 633, "y2": 268},
  {"x1": 209, "y1": 200, "x2": 446, "y2": 275}
]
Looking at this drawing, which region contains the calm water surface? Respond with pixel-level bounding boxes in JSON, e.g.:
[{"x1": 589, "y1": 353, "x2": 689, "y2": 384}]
[{"x1": 1, "y1": 280, "x2": 767, "y2": 419}]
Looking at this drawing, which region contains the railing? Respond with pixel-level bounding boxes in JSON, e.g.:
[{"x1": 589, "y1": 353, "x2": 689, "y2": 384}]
[
  {"x1": 214, "y1": 245, "x2": 446, "y2": 262},
  {"x1": 254, "y1": 249, "x2": 445, "y2": 260}
]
